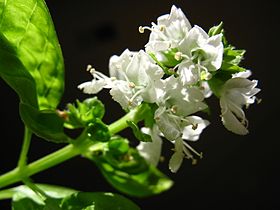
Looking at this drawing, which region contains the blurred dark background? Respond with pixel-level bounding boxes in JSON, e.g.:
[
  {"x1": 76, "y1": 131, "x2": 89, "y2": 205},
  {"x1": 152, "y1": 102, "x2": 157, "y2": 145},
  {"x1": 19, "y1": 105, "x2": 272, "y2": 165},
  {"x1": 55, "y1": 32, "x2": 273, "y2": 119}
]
[{"x1": 0, "y1": 0, "x2": 279, "y2": 209}]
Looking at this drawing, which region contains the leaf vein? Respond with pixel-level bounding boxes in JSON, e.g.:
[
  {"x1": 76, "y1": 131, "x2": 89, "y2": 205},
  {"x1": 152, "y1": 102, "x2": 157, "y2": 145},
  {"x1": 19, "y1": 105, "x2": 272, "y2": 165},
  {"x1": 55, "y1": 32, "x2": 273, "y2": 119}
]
[
  {"x1": 0, "y1": 0, "x2": 8, "y2": 28},
  {"x1": 16, "y1": 0, "x2": 38, "y2": 49}
]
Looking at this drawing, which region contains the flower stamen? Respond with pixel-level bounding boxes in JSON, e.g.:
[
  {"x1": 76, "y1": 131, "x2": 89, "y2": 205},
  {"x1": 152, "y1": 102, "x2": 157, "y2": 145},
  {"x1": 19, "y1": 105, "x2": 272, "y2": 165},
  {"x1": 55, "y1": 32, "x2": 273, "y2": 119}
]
[
  {"x1": 183, "y1": 141, "x2": 203, "y2": 159},
  {"x1": 128, "y1": 89, "x2": 144, "y2": 106}
]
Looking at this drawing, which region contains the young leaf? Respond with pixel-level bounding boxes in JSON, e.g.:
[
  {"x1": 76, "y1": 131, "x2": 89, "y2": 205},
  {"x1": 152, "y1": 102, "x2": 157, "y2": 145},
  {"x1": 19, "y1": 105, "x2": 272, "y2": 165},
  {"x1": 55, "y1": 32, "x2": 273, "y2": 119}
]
[
  {"x1": 127, "y1": 121, "x2": 152, "y2": 142},
  {"x1": 64, "y1": 97, "x2": 105, "y2": 129},
  {"x1": 61, "y1": 192, "x2": 140, "y2": 210},
  {"x1": 0, "y1": 0, "x2": 64, "y2": 109},
  {"x1": 222, "y1": 47, "x2": 246, "y2": 66},
  {"x1": 86, "y1": 120, "x2": 111, "y2": 142},
  {"x1": 208, "y1": 22, "x2": 224, "y2": 37},
  {"x1": 108, "y1": 136, "x2": 130, "y2": 156}
]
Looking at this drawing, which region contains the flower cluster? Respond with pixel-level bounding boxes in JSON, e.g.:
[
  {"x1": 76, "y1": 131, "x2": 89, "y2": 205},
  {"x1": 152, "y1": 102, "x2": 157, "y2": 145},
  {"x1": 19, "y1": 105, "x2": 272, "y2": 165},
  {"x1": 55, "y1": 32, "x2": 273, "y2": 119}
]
[{"x1": 79, "y1": 5, "x2": 260, "y2": 172}]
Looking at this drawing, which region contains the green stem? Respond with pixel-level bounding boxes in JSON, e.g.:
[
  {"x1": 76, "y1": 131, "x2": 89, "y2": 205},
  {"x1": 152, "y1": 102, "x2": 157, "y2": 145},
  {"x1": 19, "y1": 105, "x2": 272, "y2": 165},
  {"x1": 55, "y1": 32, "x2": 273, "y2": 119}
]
[
  {"x1": 17, "y1": 126, "x2": 32, "y2": 169},
  {"x1": 109, "y1": 106, "x2": 140, "y2": 135},
  {"x1": 0, "y1": 105, "x2": 148, "y2": 190},
  {"x1": 0, "y1": 144, "x2": 78, "y2": 189},
  {"x1": 0, "y1": 188, "x2": 14, "y2": 200}
]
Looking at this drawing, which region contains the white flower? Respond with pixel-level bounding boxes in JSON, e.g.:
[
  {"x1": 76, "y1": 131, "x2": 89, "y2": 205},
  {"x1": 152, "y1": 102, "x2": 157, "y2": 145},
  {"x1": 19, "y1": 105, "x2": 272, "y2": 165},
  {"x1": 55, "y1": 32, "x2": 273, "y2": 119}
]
[
  {"x1": 220, "y1": 77, "x2": 260, "y2": 135},
  {"x1": 178, "y1": 26, "x2": 223, "y2": 71},
  {"x1": 109, "y1": 49, "x2": 164, "y2": 109},
  {"x1": 153, "y1": 77, "x2": 209, "y2": 172},
  {"x1": 78, "y1": 66, "x2": 114, "y2": 94},
  {"x1": 136, "y1": 126, "x2": 163, "y2": 166},
  {"x1": 141, "y1": 5, "x2": 192, "y2": 52},
  {"x1": 177, "y1": 25, "x2": 223, "y2": 85},
  {"x1": 182, "y1": 116, "x2": 210, "y2": 141},
  {"x1": 168, "y1": 116, "x2": 209, "y2": 173},
  {"x1": 159, "y1": 76, "x2": 208, "y2": 116},
  {"x1": 79, "y1": 50, "x2": 164, "y2": 110}
]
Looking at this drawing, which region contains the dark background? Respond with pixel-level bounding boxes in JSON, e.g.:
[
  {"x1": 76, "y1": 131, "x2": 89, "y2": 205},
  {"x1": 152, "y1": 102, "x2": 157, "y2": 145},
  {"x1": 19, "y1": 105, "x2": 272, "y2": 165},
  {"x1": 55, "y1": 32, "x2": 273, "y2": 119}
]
[{"x1": 0, "y1": 0, "x2": 279, "y2": 209}]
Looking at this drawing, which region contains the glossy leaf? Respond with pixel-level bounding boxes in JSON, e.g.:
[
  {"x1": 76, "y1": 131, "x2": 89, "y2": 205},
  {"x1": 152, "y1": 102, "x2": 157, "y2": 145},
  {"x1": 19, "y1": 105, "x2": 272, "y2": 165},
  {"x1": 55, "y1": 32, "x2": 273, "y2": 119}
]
[
  {"x1": 87, "y1": 120, "x2": 111, "y2": 142},
  {"x1": 0, "y1": 34, "x2": 67, "y2": 143},
  {"x1": 11, "y1": 184, "x2": 77, "y2": 209},
  {"x1": 0, "y1": 0, "x2": 64, "y2": 109},
  {"x1": 0, "y1": 1, "x2": 68, "y2": 143},
  {"x1": 20, "y1": 102, "x2": 69, "y2": 143},
  {"x1": 61, "y1": 192, "x2": 140, "y2": 210},
  {"x1": 12, "y1": 198, "x2": 45, "y2": 210},
  {"x1": 90, "y1": 145, "x2": 173, "y2": 197},
  {"x1": 0, "y1": 33, "x2": 38, "y2": 109},
  {"x1": 108, "y1": 136, "x2": 130, "y2": 156}
]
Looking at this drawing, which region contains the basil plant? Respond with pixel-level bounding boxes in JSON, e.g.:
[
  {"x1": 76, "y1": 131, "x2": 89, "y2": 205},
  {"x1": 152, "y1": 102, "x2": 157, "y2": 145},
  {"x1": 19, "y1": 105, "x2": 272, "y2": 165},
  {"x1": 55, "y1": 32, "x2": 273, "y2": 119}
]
[{"x1": 0, "y1": 2, "x2": 260, "y2": 209}]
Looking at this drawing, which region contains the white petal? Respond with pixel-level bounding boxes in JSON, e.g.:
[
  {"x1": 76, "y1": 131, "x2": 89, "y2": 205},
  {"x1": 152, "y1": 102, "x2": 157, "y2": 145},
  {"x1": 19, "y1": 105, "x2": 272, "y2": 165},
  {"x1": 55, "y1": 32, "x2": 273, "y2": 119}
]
[
  {"x1": 232, "y1": 70, "x2": 252, "y2": 78},
  {"x1": 178, "y1": 62, "x2": 200, "y2": 85},
  {"x1": 78, "y1": 80, "x2": 107, "y2": 94},
  {"x1": 220, "y1": 100, "x2": 249, "y2": 135},
  {"x1": 158, "y1": 5, "x2": 192, "y2": 30},
  {"x1": 137, "y1": 126, "x2": 163, "y2": 166},
  {"x1": 200, "y1": 81, "x2": 212, "y2": 98},
  {"x1": 109, "y1": 49, "x2": 136, "y2": 80},
  {"x1": 155, "y1": 107, "x2": 181, "y2": 141},
  {"x1": 109, "y1": 80, "x2": 141, "y2": 110},
  {"x1": 182, "y1": 116, "x2": 210, "y2": 141},
  {"x1": 145, "y1": 41, "x2": 171, "y2": 52},
  {"x1": 169, "y1": 138, "x2": 184, "y2": 173}
]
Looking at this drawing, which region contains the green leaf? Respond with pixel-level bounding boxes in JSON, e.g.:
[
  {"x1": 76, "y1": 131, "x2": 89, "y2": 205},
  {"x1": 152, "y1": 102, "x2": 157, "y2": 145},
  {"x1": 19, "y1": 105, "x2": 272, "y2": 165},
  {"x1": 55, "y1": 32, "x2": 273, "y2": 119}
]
[
  {"x1": 127, "y1": 121, "x2": 152, "y2": 142},
  {"x1": 61, "y1": 192, "x2": 140, "y2": 210},
  {"x1": 108, "y1": 136, "x2": 130, "y2": 156},
  {"x1": 222, "y1": 46, "x2": 246, "y2": 67},
  {"x1": 208, "y1": 21, "x2": 224, "y2": 37},
  {"x1": 0, "y1": 0, "x2": 64, "y2": 109},
  {"x1": 12, "y1": 198, "x2": 45, "y2": 210},
  {"x1": 0, "y1": 1, "x2": 68, "y2": 143},
  {"x1": 208, "y1": 71, "x2": 233, "y2": 97},
  {"x1": 19, "y1": 102, "x2": 69, "y2": 143},
  {"x1": 87, "y1": 120, "x2": 111, "y2": 142},
  {"x1": 89, "y1": 146, "x2": 173, "y2": 197},
  {"x1": 0, "y1": 33, "x2": 38, "y2": 109},
  {"x1": 0, "y1": 34, "x2": 66, "y2": 143},
  {"x1": 11, "y1": 184, "x2": 77, "y2": 209},
  {"x1": 65, "y1": 97, "x2": 105, "y2": 129},
  {"x1": 142, "y1": 103, "x2": 158, "y2": 128}
]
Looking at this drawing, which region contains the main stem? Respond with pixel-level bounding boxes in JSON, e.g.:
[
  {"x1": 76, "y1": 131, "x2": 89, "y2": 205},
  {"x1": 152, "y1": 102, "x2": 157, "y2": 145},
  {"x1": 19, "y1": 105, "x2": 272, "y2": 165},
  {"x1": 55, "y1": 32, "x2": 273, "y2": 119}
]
[{"x1": 0, "y1": 105, "x2": 147, "y2": 190}]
